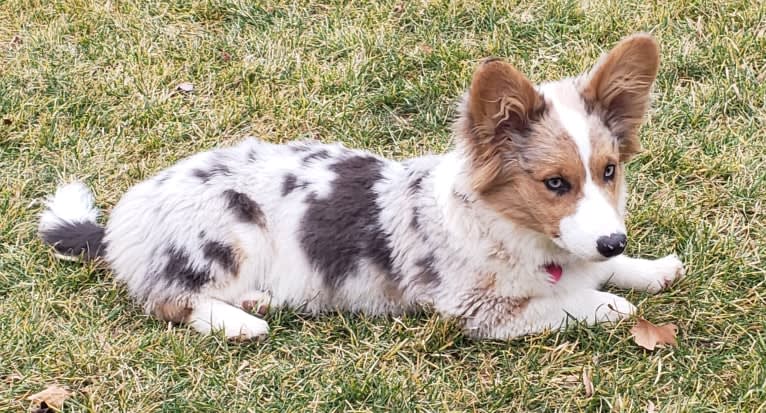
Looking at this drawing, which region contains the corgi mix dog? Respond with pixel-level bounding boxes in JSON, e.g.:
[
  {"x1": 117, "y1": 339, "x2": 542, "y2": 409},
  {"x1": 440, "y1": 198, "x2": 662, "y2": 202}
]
[{"x1": 39, "y1": 33, "x2": 684, "y2": 340}]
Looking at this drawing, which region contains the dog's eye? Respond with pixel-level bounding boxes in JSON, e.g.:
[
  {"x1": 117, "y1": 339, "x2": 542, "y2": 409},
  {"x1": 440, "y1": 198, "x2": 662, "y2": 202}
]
[
  {"x1": 544, "y1": 177, "x2": 570, "y2": 194},
  {"x1": 604, "y1": 164, "x2": 616, "y2": 181}
]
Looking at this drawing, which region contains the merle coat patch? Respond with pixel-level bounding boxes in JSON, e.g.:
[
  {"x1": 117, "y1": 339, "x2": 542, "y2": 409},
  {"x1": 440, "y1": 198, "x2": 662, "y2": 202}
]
[
  {"x1": 163, "y1": 247, "x2": 211, "y2": 291},
  {"x1": 300, "y1": 155, "x2": 396, "y2": 287},
  {"x1": 223, "y1": 189, "x2": 266, "y2": 227}
]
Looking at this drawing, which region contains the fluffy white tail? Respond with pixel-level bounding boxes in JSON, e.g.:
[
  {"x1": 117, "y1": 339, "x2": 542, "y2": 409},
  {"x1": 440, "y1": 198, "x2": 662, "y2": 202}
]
[{"x1": 39, "y1": 182, "x2": 105, "y2": 261}]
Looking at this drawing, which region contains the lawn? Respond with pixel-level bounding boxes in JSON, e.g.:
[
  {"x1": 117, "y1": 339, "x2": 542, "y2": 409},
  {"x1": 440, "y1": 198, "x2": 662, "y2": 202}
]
[{"x1": 1, "y1": 0, "x2": 764, "y2": 411}]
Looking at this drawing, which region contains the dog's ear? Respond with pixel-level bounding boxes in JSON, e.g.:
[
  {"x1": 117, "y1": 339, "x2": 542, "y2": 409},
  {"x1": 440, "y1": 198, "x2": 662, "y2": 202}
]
[
  {"x1": 580, "y1": 33, "x2": 660, "y2": 162},
  {"x1": 465, "y1": 58, "x2": 546, "y2": 191}
]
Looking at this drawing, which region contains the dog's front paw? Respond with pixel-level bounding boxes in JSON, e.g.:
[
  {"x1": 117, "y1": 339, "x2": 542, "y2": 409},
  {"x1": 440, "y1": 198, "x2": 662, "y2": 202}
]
[
  {"x1": 230, "y1": 317, "x2": 270, "y2": 341},
  {"x1": 594, "y1": 294, "x2": 636, "y2": 324},
  {"x1": 643, "y1": 254, "x2": 685, "y2": 294}
]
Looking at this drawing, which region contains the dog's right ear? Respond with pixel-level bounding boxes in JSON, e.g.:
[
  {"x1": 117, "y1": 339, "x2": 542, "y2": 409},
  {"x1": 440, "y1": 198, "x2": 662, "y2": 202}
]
[{"x1": 464, "y1": 59, "x2": 546, "y2": 191}]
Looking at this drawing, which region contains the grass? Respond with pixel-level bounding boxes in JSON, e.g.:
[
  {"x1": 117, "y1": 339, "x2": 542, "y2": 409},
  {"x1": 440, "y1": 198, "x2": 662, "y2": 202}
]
[{"x1": 1, "y1": 0, "x2": 764, "y2": 411}]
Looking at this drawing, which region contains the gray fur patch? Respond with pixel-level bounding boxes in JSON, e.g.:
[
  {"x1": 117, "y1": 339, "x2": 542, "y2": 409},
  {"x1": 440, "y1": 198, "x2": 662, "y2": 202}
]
[
  {"x1": 289, "y1": 142, "x2": 313, "y2": 152},
  {"x1": 156, "y1": 172, "x2": 171, "y2": 185},
  {"x1": 192, "y1": 168, "x2": 210, "y2": 181},
  {"x1": 406, "y1": 168, "x2": 429, "y2": 231},
  {"x1": 281, "y1": 173, "x2": 304, "y2": 197},
  {"x1": 410, "y1": 206, "x2": 421, "y2": 231},
  {"x1": 202, "y1": 240, "x2": 239, "y2": 274},
  {"x1": 453, "y1": 190, "x2": 473, "y2": 205},
  {"x1": 223, "y1": 189, "x2": 266, "y2": 227},
  {"x1": 163, "y1": 247, "x2": 211, "y2": 291},
  {"x1": 408, "y1": 171, "x2": 426, "y2": 194},
  {"x1": 193, "y1": 163, "x2": 231, "y2": 183},
  {"x1": 415, "y1": 254, "x2": 440, "y2": 285},
  {"x1": 300, "y1": 155, "x2": 397, "y2": 288},
  {"x1": 302, "y1": 149, "x2": 331, "y2": 164},
  {"x1": 247, "y1": 148, "x2": 258, "y2": 162},
  {"x1": 40, "y1": 221, "x2": 106, "y2": 260}
]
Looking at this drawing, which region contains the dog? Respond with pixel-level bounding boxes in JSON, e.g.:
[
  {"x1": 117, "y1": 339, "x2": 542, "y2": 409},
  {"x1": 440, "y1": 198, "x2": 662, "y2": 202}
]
[{"x1": 39, "y1": 33, "x2": 684, "y2": 340}]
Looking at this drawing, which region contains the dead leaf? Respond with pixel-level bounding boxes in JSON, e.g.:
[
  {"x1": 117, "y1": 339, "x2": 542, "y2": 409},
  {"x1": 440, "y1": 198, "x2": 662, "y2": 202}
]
[
  {"x1": 3, "y1": 118, "x2": 12, "y2": 125},
  {"x1": 221, "y1": 51, "x2": 231, "y2": 62},
  {"x1": 27, "y1": 384, "x2": 71, "y2": 410},
  {"x1": 10, "y1": 35, "x2": 22, "y2": 47},
  {"x1": 582, "y1": 368, "x2": 594, "y2": 398},
  {"x1": 630, "y1": 317, "x2": 678, "y2": 350},
  {"x1": 647, "y1": 400, "x2": 657, "y2": 413},
  {"x1": 176, "y1": 82, "x2": 194, "y2": 93},
  {"x1": 392, "y1": 2, "x2": 405, "y2": 13}
]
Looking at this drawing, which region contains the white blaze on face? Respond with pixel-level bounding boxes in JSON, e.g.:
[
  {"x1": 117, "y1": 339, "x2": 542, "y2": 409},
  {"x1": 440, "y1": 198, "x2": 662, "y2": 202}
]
[
  {"x1": 559, "y1": 181, "x2": 626, "y2": 260},
  {"x1": 553, "y1": 101, "x2": 625, "y2": 261}
]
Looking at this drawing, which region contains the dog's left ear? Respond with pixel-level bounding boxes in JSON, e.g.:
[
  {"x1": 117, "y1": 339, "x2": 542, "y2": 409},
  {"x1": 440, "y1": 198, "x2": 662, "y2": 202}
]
[{"x1": 580, "y1": 33, "x2": 660, "y2": 162}]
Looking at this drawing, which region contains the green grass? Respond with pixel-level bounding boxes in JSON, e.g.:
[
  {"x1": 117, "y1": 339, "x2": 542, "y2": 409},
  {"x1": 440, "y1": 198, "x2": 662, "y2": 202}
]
[{"x1": 1, "y1": 0, "x2": 764, "y2": 411}]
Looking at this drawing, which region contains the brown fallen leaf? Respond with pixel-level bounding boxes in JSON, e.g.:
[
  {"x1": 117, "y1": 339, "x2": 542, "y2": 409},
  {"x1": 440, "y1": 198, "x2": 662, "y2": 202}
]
[
  {"x1": 176, "y1": 82, "x2": 194, "y2": 93},
  {"x1": 630, "y1": 317, "x2": 678, "y2": 350},
  {"x1": 582, "y1": 368, "x2": 594, "y2": 398},
  {"x1": 27, "y1": 384, "x2": 71, "y2": 410}
]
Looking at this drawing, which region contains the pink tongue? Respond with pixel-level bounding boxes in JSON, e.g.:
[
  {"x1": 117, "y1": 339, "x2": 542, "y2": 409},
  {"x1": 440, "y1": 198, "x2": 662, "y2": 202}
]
[{"x1": 545, "y1": 264, "x2": 563, "y2": 283}]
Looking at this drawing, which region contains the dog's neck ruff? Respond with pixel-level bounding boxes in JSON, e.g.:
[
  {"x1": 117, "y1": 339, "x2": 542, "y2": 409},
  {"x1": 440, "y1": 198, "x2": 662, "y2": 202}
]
[
  {"x1": 433, "y1": 152, "x2": 570, "y2": 281},
  {"x1": 545, "y1": 263, "x2": 563, "y2": 283}
]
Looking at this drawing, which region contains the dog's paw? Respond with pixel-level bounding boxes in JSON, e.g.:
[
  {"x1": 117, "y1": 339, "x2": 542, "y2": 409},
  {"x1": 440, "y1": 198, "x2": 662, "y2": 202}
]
[
  {"x1": 240, "y1": 290, "x2": 272, "y2": 317},
  {"x1": 595, "y1": 295, "x2": 636, "y2": 324},
  {"x1": 643, "y1": 254, "x2": 685, "y2": 294},
  {"x1": 228, "y1": 317, "x2": 270, "y2": 341},
  {"x1": 188, "y1": 300, "x2": 270, "y2": 341}
]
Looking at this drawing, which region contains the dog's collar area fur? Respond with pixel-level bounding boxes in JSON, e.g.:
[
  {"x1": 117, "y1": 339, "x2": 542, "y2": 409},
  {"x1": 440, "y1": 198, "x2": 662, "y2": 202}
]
[{"x1": 545, "y1": 263, "x2": 563, "y2": 283}]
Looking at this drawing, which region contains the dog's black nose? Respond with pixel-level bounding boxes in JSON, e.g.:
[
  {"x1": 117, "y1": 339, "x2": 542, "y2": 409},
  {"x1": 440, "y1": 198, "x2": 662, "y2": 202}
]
[{"x1": 596, "y1": 233, "x2": 627, "y2": 258}]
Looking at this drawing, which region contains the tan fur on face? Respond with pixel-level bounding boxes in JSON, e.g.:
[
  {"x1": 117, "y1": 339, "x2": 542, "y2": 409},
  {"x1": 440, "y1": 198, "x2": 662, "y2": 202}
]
[
  {"x1": 461, "y1": 60, "x2": 586, "y2": 237},
  {"x1": 481, "y1": 116, "x2": 586, "y2": 237},
  {"x1": 459, "y1": 34, "x2": 659, "y2": 237},
  {"x1": 580, "y1": 33, "x2": 660, "y2": 162},
  {"x1": 588, "y1": 120, "x2": 623, "y2": 209}
]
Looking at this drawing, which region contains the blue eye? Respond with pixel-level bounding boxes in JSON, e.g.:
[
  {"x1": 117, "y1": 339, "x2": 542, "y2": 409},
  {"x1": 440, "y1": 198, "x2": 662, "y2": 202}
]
[
  {"x1": 604, "y1": 164, "x2": 616, "y2": 181},
  {"x1": 545, "y1": 177, "x2": 570, "y2": 194}
]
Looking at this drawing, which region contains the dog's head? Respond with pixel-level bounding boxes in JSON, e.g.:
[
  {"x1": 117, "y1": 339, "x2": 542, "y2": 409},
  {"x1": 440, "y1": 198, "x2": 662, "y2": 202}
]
[{"x1": 458, "y1": 34, "x2": 660, "y2": 261}]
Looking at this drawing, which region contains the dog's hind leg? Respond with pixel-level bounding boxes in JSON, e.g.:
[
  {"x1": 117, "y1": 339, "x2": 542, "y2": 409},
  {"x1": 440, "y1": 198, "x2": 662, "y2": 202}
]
[{"x1": 186, "y1": 297, "x2": 269, "y2": 340}]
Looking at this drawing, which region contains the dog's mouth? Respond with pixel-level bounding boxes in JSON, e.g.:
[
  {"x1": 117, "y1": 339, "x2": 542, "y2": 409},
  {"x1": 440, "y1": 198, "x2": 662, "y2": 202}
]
[{"x1": 544, "y1": 263, "x2": 563, "y2": 284}]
